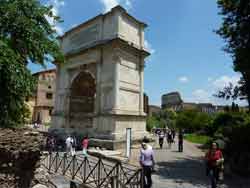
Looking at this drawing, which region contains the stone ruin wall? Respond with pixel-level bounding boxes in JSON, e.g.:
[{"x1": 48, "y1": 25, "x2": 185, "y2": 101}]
[{"x1": 0, "y1": 128, "x2": 51, "y2": 188}]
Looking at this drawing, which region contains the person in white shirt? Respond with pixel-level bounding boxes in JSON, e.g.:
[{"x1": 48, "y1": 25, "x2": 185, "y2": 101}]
[
  {"x1": 139, "y1": 138, "x2": 155, "y2": 188},
  {"x1": 71, "y1": 136, "x2": 77, "y2": 156},
  {"x1": 65, "y1": 135, "x2": 73, "y2": 156}
]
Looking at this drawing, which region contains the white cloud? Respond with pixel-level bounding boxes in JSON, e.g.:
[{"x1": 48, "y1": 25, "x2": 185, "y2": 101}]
[
  {"x1": 144, "y1": 39, "x2": 156, "y2": 54},
  {"x1": 212, "y1": 75, "x2": 240, "y2": 89},
  {"x1": 99, "y1": 0, "x2": 133, "y2": 12},
  {"x1": 178, "y1": 76, "x2": 189, "y2": 83},
  {"x1": 208, "y1": 77, "x2": 213, "y2": 82},
  {"x1": 189, "y1": 75, "x2": 247, "y2": 106},
  {"x1": 46, "y1": 0, "x2": 65, "y2": 35},
  {"x1": 192, "y1": 89, "x2": 211, "y2": 103},
  {"x1": 125, "y1": 0, "x2": 132, "y2": 9},
  {"x1": 100, "y1": 0, "x2": 119, "y2": 12}
]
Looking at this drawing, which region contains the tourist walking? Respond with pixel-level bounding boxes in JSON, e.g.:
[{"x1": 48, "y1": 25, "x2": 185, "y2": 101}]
[
  {"x1": 47, "y1": 135, "x2": 56, "y2": 153},
  {"x1": 82, "y1": 136, "x2": 89, "y2": 157},
  {"x1": 159, "y1": 131, "x2": 165, "y2": 149},
  {"x1": 205, "y1": 142, "x2": 224, "y2": 188},
  {"x1": 178, "y1": 129, "x2": 183, "y2": 152},
  {"x1": 71, "y1": 136, "x2": 77, "y2": 156},
  {"x1": 158, "y1": 131, "x2": 164, "y2": 149},
  {"x1": 167, "y1": 131, "x2": 173, "y2": 149},
  {"x1": 171, "y1": 129, "x2": 176, "y2": 141},
  {"x1": 65, "y1": 135, "x2": 73, "y2": 156},
  {"x1": 139, "y1": 138, "x2": 155, "y2": 188}
]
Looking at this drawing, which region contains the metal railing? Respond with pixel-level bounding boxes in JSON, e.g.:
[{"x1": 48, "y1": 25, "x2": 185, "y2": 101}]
[{"x1": 41, "y1": 152, "x2": 143, "y2": 188}]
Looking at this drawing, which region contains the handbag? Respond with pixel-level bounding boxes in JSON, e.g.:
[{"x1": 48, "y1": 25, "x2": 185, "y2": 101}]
[{"x1": 217, "y1": 158, "x2": 224, "y2": 181}]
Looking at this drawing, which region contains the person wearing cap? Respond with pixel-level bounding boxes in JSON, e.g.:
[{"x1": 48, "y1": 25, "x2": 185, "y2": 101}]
[{"x1": 139, "y1": 138, "x2": 155, "y2": 188}]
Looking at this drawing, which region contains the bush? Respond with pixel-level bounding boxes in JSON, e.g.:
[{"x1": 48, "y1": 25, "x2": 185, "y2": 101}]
[
  {"x1": 212, "y1": 112, "x2": 250, "y2": 176},
  {"x1": 224, "y1": 123, "x2": 250, "y2": 175}
]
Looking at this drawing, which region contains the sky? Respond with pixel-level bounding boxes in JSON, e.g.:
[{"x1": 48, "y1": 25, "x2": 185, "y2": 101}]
[{"x1": 28, "y1": 0, "x2": 246, "y2": 106}]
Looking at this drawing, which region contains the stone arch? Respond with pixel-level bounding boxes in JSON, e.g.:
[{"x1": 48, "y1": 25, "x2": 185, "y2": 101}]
[{"x1": 69, "y1": 71, "x2": 96, "y2": 114}]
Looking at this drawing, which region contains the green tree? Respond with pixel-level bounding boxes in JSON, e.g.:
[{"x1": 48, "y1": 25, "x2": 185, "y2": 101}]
[
  {"x1": 0, "y1": 0, "x2": 63, "y2": 127},
  {"x1": 176, "y1": 110, "x2": 198, "y2": 132},
  {"x1": 176, "y1": 110, "x2": 213, "y2": 133},
  {"x1": 146, "y1": 116, "x2": 164, "y2": 131},
  {"x1": 159, "y1": 109, "x2": 177, "y2": 128},
  {"x1": 216, "y1": 0, "x2": 250, "y2": 110}
]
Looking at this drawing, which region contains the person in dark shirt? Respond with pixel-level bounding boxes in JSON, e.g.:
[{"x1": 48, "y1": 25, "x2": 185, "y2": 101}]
[{"x1": 178, "y1": 129, "x2": 183, "y2": 152}]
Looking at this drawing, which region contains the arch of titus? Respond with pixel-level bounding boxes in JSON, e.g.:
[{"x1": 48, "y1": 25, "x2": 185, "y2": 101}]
[{"x1": 51, "y1": 6, "x2": 150, "y2": 149}]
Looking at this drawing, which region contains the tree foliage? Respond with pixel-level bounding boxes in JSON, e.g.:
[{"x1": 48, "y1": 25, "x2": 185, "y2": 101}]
[
  {"x1": 146, "y1": 109, "x2": 177, "y2": 131},
  {"x1": 0, "y1": 0, "x2": 64, "y2": 65},
  {"x1": 0, "y1": 42, "x2": 35, "y2": 127},
  {"x1": 0, "y1": 0, "x2": 63, "y2": 127},
  {"x1": 176, "y1": 110, "x2": 213, "y2": 133},
  {"x1": 216, "y1": 0, "x2": 250, "y2": 109}
]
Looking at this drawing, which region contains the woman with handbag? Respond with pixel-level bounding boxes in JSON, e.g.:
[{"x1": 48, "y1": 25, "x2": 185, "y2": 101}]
[{"x1": 205, "y1": 142, "x2": 224, "y2": 188}]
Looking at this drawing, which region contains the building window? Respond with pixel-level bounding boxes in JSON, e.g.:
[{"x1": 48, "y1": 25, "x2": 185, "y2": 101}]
[
  {"x1": 49, "y1": 109, "x2": 53, "y2": 116},
  {"x1": 46, "y1": 93, "x2": 53, "y2": 99},
  {"x1": 48, "y1": 85, "x2": 52, "y2": 89}
]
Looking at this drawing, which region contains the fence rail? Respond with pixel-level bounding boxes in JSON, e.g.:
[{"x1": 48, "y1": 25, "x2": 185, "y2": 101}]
[{"x1": 41, "y1": 152, "x2": 143, "y2": 188}]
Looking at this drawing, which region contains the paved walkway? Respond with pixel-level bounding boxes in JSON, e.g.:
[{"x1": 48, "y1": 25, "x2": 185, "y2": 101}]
[{"x1": 151, "y1": 138, "x2": 249, "y2": 188}]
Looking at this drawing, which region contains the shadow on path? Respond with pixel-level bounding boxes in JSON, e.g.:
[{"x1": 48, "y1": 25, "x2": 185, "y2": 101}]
[
  {"x1": 155, "y1": 155, "x2": 250, "y2": 188},
  {"x1": 155, "y1": 156, "x2": 209, "y2": 187}
]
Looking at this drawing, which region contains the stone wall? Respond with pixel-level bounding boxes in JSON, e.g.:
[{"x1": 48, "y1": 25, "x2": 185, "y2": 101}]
[{"x1": 0, "y1": 128, "x2": 47, "y2": 188}]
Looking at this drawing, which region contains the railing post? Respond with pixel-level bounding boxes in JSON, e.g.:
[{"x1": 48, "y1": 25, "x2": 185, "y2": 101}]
[
  {"x1": 72, "y1": 155, "x2": 76, "y2": 180},
  {"x1": 48, "y1": 152, "x2": 52, "y2": 173},
  {"x1": 98, "y1": 159, "x2": 101, "y2": 186},
  {"x1": 63, "y1": 153, "x2": 66, "y2": 175},
  {"x1": 55, "y1": 152, "x2": 58, "y2": 173},
  {"x1": 83, "y1": 157, "x2": 87, "y2": 183},
  {"x1": 116, "y1": 163, "x2": 120, "y2": 188},
  {"x1": 110, "y1": 176, "x2": 115, "y2": 188}
]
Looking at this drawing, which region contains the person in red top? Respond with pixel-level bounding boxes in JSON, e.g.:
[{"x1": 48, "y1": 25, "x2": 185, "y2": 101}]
[
  {"x1": 205, "y1": 142, "x2": 223, "y2": 188},
  {"x1": 82, "y1": 136, "x2": 89, "y2": 157}
]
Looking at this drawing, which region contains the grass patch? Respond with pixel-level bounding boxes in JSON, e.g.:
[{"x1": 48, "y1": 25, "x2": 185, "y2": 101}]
[{"x1": 184, "y1": 133, "x2": 212, "y2": 145}]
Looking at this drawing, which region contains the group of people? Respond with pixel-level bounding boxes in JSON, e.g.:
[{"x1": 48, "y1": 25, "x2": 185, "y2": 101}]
[
  {"x1": 156, "y1": 128, "x2": 184, "y2": 152},
  {"x1": 157, "y1": 129, "x2": 175, "y2": 149},
  {"x1": 139, "y1": 132, "x2": 223, "y2": 188},
  {"x1": 46, "y1": 135, "x2": 89, "y2": 157},
  {"x1": 65, "y1": 135, "x2": 89, "y2": 156}
]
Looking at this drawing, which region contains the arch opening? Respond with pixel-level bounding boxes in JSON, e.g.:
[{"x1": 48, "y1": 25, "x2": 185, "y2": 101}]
[{"x1": 69, "y1": 71, "x2": 96, "y2": 115}]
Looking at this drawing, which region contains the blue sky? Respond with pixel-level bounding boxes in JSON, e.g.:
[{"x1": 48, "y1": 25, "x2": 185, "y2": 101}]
[{"x1": 28, "y1": 0, "x2": 245, "y2": 106}]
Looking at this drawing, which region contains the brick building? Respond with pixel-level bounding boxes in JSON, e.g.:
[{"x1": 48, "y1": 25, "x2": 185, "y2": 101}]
[{"x1": 31, "y1": 69, "x2": 56, "y2": 124}]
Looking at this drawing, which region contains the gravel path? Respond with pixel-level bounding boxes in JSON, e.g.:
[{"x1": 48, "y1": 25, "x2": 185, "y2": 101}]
[{"x1": 148, "y1": 137, "x2": 249, "y2": 188}]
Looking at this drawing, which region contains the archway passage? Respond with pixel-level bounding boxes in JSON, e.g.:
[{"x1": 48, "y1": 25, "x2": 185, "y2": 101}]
[{"x1": 70, "y1": 71, "x2": 96, "y2": 114}]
